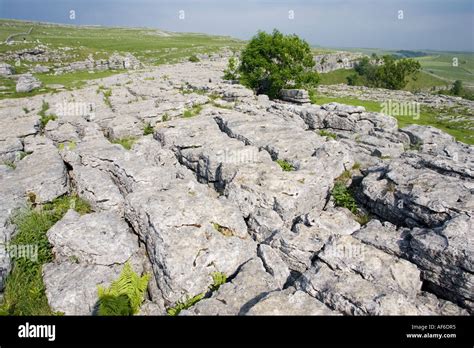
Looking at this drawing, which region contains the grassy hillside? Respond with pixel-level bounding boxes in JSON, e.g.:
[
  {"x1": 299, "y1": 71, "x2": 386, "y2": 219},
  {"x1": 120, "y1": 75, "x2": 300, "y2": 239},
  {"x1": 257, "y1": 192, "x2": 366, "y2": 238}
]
[
  {"x1": 322, "y1": 47, "x2": 474, "y2": 90},
  {"x1": 416, "y1": 53, "x2": 474, "y2": 88},
  {"x1": 0, "y1": 19, "x2": 243, "y2": 98},
  {"x1": 0, "y1": 19, "x2": 243, "y2": 65}
]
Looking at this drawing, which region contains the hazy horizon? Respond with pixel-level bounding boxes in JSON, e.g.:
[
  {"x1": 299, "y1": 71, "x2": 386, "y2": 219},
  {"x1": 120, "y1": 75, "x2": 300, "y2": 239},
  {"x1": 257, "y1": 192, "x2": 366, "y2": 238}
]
[{"x1": 1, "y1": 0, "x2": 473, "y2": 52}]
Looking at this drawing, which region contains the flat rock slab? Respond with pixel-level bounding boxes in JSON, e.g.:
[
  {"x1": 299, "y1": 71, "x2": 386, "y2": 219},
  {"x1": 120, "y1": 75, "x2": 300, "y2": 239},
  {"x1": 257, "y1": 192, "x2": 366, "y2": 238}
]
[{"x1": 47, "y1": 210, "x2": 139, "y2": 265}]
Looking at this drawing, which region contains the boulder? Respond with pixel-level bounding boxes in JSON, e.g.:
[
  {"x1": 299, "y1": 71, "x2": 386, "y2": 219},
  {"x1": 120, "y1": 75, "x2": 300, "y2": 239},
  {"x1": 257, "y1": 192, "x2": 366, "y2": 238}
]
[
  {"x1": 280, "y1": 89, "x2": 311, "y2": 104},
  {"x1": 0, "y1": 63, "x2": 14, "y2": 76},
  {"x1": 15, "y1": 74, "x2": 42, "y2": 93}
]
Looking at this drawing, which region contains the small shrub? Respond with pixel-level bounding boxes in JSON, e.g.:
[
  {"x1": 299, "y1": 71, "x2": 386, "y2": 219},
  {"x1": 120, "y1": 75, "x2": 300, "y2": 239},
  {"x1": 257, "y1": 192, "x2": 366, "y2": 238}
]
[
  {"x1": 188, "y1": 55, "x2": 200, "y2": 63},
  {"x1": 331, "y1": 182, "x2": 358, "y2": 214},
  {"x1": 352, "y1": 162, "x2": 362, "y2": 170},
  {"x1": 38, "y1": 100, "x2": 57, "y2": 130},
  {"x1": 223, "y1": 56, "x2": 239, "y2": 81},
  {"x1": 97, "y1": 262, "x2": 150, "y2": 316},
  {"x1": 318, "y1": 129, "x2": 337, "y2": 140},
  {"x1": 162, "y1": 113, "x2": 170, "y2": 122},
  {"x1": 103, "y1": 89, "x2": 113, "y2": 109},
  {"x1": 276, "y1": 159, "x2": 294, "y2": 172},
  {"x1": 23, "y1": 107, "x2": 30, "y2": 114}
]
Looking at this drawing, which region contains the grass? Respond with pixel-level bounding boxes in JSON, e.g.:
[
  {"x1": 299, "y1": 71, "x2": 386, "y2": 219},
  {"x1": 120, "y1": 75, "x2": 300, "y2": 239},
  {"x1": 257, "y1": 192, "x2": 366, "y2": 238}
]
[
  {"x1": 182, "y1": 104, "x2": 203, "y2": 118},
  {"x1": 318, "y1": 129, "x2": 337, "y2": 139},
  {"x1": 310, "y1": 95, "x2": 474, "y2": 145},
  {"x1": 0, "y1": 19, "x2": 243, "y2": 99},
  {"x1": 0, "y1": 194, "x2": 92, "y2": 315},
  {"x1": 161, "y1": 113, "x2": 170, "y2": 122},
  {"x1": 111, "y1": 137, "x2": 137, "y2": 150},
  {"x1": 276, "y1": 159, "x2": 295, "y2": 172},
  {"x1": 211, "y1": 222, "x2": 234, "y2": 237},
  {"x1": 36, "y1": 70, "x2": 118, "y2": 90},
  {"x1": 143, "y1": 123, "x2": 154, "y2": 136},
  {"x1": 415, "y1": 53, "x2": 474, "y2": 88}
]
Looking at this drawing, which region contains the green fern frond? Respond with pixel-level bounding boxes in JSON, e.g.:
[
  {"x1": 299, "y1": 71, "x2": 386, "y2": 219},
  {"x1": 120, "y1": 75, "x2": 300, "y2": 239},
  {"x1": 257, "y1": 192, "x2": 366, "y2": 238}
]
[
  {"x1": 166, "y1": 293, "x2": 204, "y2": 316},
  {"x1": 97, "y1": 262, "x2": 150, "y2": 316},
  {"x1": 209, "y1": 272, "x2": 227, "y2": 292}
]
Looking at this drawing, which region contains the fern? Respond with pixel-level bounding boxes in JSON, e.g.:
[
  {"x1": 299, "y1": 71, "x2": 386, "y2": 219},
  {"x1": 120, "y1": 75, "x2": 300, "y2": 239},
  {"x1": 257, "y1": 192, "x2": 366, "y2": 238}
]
[
  {"x1": 167, "y1": 293, "x2": 204, "y2": 316},
  {"x1": 97, "y1": 262, "x2": 150, "y2": 316},
  {"x1": 209, "y1": 272, "x2": 227, "y2": 292}
]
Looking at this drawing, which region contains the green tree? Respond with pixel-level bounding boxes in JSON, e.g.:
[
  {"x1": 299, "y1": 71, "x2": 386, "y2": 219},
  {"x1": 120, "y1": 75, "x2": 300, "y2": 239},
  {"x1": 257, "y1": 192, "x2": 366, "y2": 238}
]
[
  {"x1": 375, "y1": 55, "x2": 421, "y2": 90},
  {"x1": 354, "y1": 57, "x2": 378, "y2": 85},
  {"x1": 451, "y1": 80, "x2": 463, "y2": 96},
  {"x1": 238, "y1": 29, "x2": 319, "y2": 98},
  {"x1": 347, "y1": 73, "x2": 360, "y2": 86},
  {"x1": 353, "y1": 55, "x2": 420, "y2": 90}
]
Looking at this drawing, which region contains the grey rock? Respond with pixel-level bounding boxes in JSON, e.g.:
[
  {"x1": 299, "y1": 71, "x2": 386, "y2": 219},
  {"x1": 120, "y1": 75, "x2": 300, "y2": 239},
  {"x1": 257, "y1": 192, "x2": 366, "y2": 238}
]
[
  {"x1": 125, "y1": 184, "x2": 256, "y2": 305},
  {"x1": 297, "y1": 261, "x2": 466, "y2": 315},
  {"x1": 15, "y1": 74, "x2": 42, "y2": 93},
  {"x1": 47, "y1": 210, "x2": 139, "y2": 265},
  {"x1": 71, "y1": 165, "x2": 124, "y2": 214},
  {"x1": 43, "y1": 262, "x2": 121, "y2": 315},
  {"x1": 280, "y1": 89, "x2": 311, "y2": 104},
  {"x1": 184, "y1": 258, "x2": 278, "y2": 315},
  {"x1": 246, "y1": 289, "x2": 340, "y2": 315},
  {"x1": 257, "y1": 244, "x2": 290, "y2": 289},
  {"x1": 0, "y1": 63, "x2": 14, "y2": 76},
  {"x1": 32, "y1": 65, "x2": 50, "y2": 73}
]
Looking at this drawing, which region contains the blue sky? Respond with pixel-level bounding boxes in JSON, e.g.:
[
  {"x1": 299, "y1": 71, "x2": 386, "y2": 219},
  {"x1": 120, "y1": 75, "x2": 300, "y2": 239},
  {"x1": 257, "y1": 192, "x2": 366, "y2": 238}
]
[{"x1": 1, "y1": 0, "x2": 473, "y2": 51}]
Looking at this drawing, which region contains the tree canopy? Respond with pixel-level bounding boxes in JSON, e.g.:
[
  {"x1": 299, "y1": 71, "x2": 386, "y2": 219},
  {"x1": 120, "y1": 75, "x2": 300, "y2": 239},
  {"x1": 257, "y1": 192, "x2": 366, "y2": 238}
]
[{"x1": 236, "y1": 29, "x2": 319, "y2": 98}]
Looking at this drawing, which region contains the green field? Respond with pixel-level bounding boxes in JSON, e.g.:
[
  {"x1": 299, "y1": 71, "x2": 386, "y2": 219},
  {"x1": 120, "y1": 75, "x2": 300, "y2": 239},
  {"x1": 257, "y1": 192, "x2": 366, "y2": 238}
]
[
  {"x1": 318, "y1": 68, "x2": 449, "y2": 92},
  {"x1": 0, "y1": 19, "x2": 243, "y2": 65},
  {"x1": 416, "y1": 53, "x2": 474, "y2": 88}
]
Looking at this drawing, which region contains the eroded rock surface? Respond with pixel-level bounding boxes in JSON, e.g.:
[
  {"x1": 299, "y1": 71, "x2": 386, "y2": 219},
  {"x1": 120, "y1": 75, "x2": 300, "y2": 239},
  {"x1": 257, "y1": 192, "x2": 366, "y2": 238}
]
[{"x1": 0, "y1": 55, "x2": 471, "y2": 315}]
